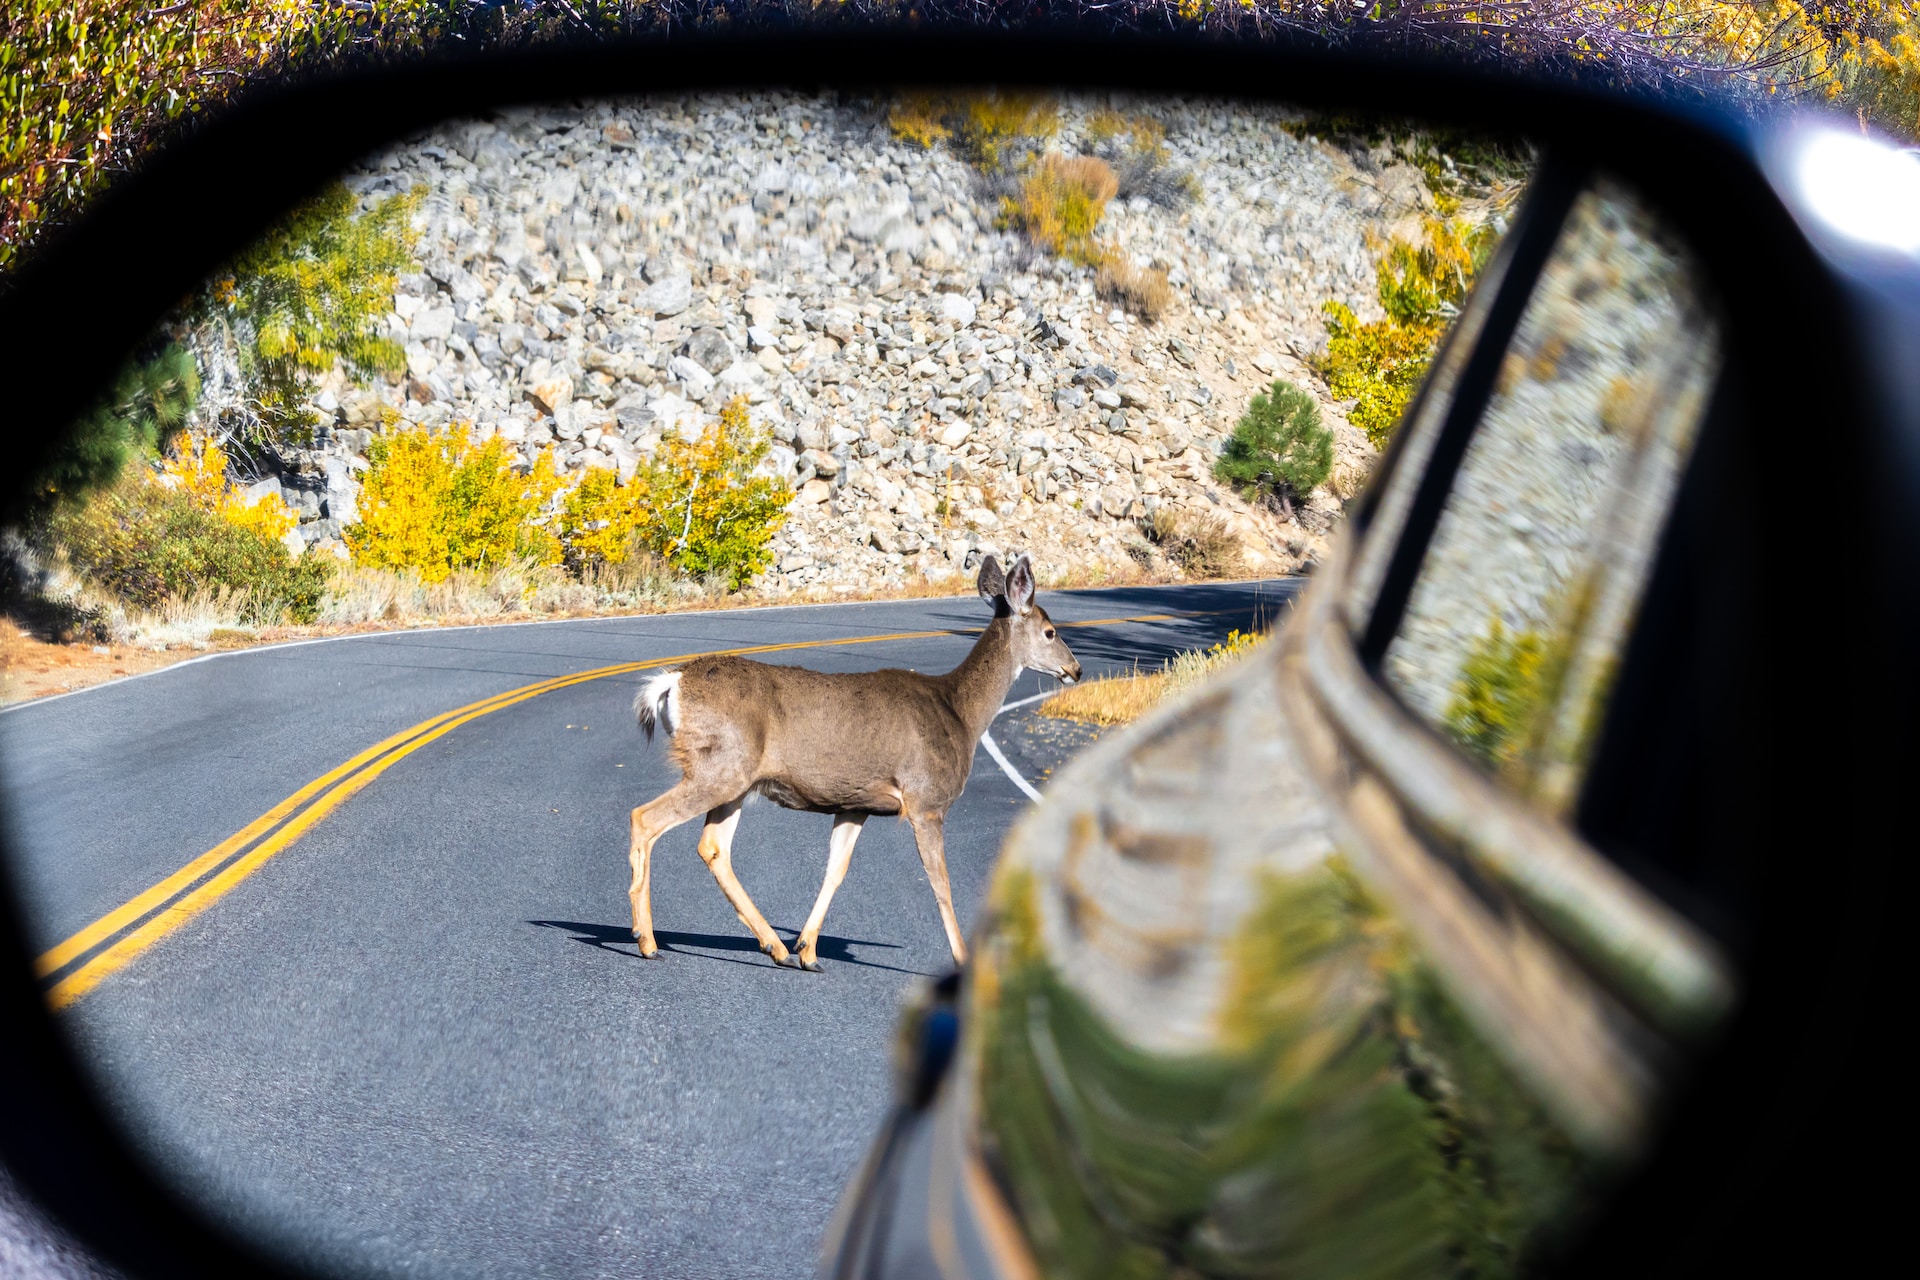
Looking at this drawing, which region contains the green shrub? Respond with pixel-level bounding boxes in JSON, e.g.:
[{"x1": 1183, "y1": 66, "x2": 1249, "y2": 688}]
[
  {"x1": 27, "y1": 344, "x2": 198, "y2": 517},
  {"x1": 1215, "y1": 380, "x2": 1334, "y2": 508},
  {"x1": 51, "y1": 474, "x2": 332, "y2": 624}
]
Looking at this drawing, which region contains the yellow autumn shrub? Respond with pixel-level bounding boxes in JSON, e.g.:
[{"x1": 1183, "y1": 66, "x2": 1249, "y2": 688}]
[
  {"x1": 626, "y1": 396, "x2": 790, "y2": 590},
  {"x1": 159, "y1": 433, "x2": 299, "y2": 542},
  {"x1": 347, "y1": 424, "x2": 563, "y2": 582},
  {"x1": 558, "y1": 464, "x2": 648, "y2": 571}
]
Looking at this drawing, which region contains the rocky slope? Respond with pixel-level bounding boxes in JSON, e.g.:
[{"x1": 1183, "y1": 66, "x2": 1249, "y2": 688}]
[{"x1": 278, "y1": 90, "x2": 1450, "y2": 590}]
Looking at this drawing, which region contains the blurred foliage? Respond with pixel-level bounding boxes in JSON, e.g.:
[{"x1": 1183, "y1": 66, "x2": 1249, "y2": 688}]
[
  {"x1": 1318, "y1": 216, "x2": 1499, "y2": 448},
  {"x1": 1095, "y1": 256, "x2": 1174, "y2": 321},
  {"x1": 1002, "y1": 154, "x2": 1120, "y2": 268},
  {"x1": 28, "y1": 344, "x2": 198, "y2": 518},
  {"x1": 624, "y1": 396, "x2": 790, "y2": 591},
  {"x1": 888, "y1": 90, "x2": 1060, "y2": 170},
  {"x1": 204, "y1": 182, "x2": 419, "y2": 439},
  {"x1": 48, "y1": 466, "x2": 329, "y2": 623},
  {"x1": 1141, "y1": 507, "x2": 1248, "y2": 579},
  {"x1": 347, "y1": 424, "x2": 565, "y2": 583},
  {"x1": 1216, "y1": 379, "x2": 1335, "y2": 504},
  {"x1": 9, "y1": 0, "x2": 1920, "y2": 286},
  {"x1": 971, "y1": 860, "x2": 1590, "y2": 1278},
  {"x1": 1443, "y1": 615, "x2": 1551, "y2": 773}
]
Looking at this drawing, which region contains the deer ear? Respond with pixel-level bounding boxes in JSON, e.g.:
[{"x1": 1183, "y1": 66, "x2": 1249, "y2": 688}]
[
  {"x1": 1006, "y1": 555, "x2": 1035, "y2": 613},
  {"x1": 976, "y1": 554, "x2": 1006, "y2": 603}
]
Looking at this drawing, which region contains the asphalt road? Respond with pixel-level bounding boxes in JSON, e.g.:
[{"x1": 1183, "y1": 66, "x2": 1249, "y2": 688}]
[{"x1": 0, "y1": 578, "x2": 1296, "y2": 1279}]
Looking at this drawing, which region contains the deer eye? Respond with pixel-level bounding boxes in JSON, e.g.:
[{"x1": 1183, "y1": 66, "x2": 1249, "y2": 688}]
[{"x1": 1044, "y1": 628, "x2": 1056, "y2": 640}]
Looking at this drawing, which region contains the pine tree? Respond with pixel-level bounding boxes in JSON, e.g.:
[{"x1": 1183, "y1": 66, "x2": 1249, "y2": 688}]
[
  {"x1": 26, "y1": 344, "x2": 198, "y2": 517},
  {"x1": 1214, "y1": 379, "x2": 1334, "y2": 512}
]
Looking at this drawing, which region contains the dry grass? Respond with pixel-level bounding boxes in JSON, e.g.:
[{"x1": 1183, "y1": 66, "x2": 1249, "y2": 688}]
[
  {"x1": 1096, "y1": 256, "x2": 1173, "y2": 322},
  {"x1": 1142, "y1": 508, "x2": 1247, "y2": 579},
  {"x1": 1042, "y1": 628, "x2": 1265, "y2": 726},
  {"x1": 1004, "y1": 153, "x2": 1119, "y2": 266}
]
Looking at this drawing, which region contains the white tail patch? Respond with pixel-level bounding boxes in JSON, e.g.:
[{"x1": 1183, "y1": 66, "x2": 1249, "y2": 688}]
[{"x1": 634, "y1": 670, "x2": 682, "y2": 741}]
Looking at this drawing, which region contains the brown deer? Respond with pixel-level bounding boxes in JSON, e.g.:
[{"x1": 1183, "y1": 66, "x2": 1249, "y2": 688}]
[{"x1": 627, "y1": 554, "x2": 1081, "y2": 971}]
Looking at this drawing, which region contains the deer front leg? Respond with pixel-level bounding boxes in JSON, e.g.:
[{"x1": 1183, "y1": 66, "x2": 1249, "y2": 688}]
[
  {"x1": 695, "y1": 799, "x2": 800, "y2": 968},
  {"x1": 909, "y1": 812, "x2": 968, "y2": 967},
  {"x1": 794, "y1": 812, "x2": 868, "y2": 972}
]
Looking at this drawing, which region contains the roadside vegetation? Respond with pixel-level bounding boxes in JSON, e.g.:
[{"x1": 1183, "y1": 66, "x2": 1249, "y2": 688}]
[
  {"x1": 3, "y1": 169, "x2": 791, "y2": 653},
  {"x1": 1317, "y1": 214, "x2": 1503, "y2": 448},
  {"x1": 1041, "y1": 627, "x2": 1265, "y2": 726}
]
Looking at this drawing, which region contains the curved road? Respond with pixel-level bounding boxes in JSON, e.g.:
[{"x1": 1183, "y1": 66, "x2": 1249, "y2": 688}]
[{"x1": 0, "y1": 578, "x2": 1295, "y2": 1279}]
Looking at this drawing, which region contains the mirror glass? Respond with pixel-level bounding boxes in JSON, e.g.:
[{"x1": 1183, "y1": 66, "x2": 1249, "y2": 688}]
[
  {"x1": 1380, "y1": 176, "x2": 1719, "y2": 815},
  {"x1": 1, "y1": 88, "x2": 1531, "y2": 1276}
]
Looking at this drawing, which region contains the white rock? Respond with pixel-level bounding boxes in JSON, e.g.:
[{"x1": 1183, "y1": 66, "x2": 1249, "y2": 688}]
[
  {"x1": 744, "y1": 297, "x2": 782, "y2": 329},
  {"x1": 797, "y1": 478, "x2": 832, "y2": 505},
  {"x1": 576, "y1": 244, "x2": 604, "y2": 286},
  {"x1": 853, "y1": 468, "x2": 899, "y2": 508},
  {"x1": 937, "y1": 294, "x2": 977, "y2": 327},
  {"x1": 527, "y1": 374, "x2": 573, "y2": 415},
  {"x1": 668, "y1": 355, "x2": 716, "y2": 399},
  {"x1": 938, "y1": 421, "x2": 972, "y2": 448},
  {"x1": 636, "y1": 273, "x2": 693, "y2": 318},
  {"x1": 1253, "y1": 350, "x2": 1280, "y2": 373},
  {"x1": 412, "y1": 305, "x2": 455, "y2": 341}
]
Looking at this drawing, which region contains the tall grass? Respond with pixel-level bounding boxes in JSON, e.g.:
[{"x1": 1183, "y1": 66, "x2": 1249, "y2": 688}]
[{"x1": 1041, "y1": 628, "x2": 1265, "y2": 726}]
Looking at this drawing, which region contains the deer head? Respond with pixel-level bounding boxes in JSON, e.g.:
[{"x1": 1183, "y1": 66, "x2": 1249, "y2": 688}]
[{"x1": 978, "y1": 554, "x2": 1082, "y2": 684}]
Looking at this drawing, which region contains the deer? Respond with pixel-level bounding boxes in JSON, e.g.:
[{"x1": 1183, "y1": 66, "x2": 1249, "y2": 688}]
[{"x1": 626, "y1": 553, "x2": 1081, "y2": 972}]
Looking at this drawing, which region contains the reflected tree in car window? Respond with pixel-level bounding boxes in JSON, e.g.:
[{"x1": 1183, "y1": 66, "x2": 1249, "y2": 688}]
[{"x1": 1382, "y1": 179, "x2": 1720, "y2": 815}]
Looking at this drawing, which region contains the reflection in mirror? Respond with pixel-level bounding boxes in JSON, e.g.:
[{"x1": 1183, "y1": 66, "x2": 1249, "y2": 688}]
[
  {"x1": 1381, "y1": 177, "x2": 1720, "y2": 815},
  {"x1": 2, "y1": 89, "x2": 1531, "y2": 1278}
]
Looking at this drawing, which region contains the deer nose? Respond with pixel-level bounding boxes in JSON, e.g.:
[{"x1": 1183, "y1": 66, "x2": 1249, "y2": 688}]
[{"x1": 1063, "y1": 659, "x2": 1083, "y2": 684}]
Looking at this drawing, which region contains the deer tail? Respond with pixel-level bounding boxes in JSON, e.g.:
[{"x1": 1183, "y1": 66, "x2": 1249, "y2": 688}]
[{"x1": 634, "y1": 670, "x2": 683, "y2": 742}]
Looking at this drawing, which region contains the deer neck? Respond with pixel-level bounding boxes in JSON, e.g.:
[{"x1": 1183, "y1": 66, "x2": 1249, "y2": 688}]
[{"x1": 943, "y1": 615, "x2": 1020, "y2": 743}]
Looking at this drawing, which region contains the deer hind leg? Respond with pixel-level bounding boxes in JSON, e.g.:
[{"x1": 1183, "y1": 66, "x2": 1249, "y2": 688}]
[
  {"x1": 629, "y1": 779, "x2": 738, "y2": 959},
  {"x1": 909, "y1": 812, "x2": 968, "y2": 967},
  {"x1": 794, "y1": 812, "x2": 868, "y2": 972},
  {"x1": 694, "y1": 798, "x2": 799, "y2": 968}
]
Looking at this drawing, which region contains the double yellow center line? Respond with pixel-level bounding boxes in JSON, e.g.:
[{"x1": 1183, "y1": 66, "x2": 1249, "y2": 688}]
[{"x1": 34, "y1": 610, "x2": 1221, "y2": 1011}]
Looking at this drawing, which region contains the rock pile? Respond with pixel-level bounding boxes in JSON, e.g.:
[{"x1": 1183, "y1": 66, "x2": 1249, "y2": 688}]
[{"x1": 284, "y1": 90, "x2": 1444, "y2": 590}]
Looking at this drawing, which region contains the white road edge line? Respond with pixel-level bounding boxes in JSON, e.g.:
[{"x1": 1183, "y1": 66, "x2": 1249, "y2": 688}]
[
  {"x1": 977, "y1": 688, "x2": 1059, "y2": 803},
  {"x1": 980, "y1": 731, "x2": 1045, "y2": 804}
]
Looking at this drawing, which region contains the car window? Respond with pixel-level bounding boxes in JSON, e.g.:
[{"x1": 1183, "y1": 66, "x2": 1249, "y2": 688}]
[{"x1": 1379, "y1": 176, "x2": 1720, "y2": 814}]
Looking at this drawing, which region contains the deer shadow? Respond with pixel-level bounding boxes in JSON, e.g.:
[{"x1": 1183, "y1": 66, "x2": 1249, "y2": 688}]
[{"x1": 528, "y1": 919, "x2": 932, "y2": 976}]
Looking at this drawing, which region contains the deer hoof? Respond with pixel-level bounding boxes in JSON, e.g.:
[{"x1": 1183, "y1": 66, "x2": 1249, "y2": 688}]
[
  {"x1": 802, "y1": 958, "x2": 825, "y2": 973},
  {"x1": 772, "y1": 951, "x2": 806, "y2": 970}
]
